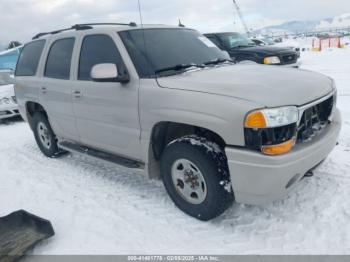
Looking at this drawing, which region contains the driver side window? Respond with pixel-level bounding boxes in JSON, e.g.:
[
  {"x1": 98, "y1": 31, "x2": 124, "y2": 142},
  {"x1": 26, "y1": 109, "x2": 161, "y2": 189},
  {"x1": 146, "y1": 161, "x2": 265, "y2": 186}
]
[{"x1": 78, "y1": 34, "x2": 123, "y2": 81}]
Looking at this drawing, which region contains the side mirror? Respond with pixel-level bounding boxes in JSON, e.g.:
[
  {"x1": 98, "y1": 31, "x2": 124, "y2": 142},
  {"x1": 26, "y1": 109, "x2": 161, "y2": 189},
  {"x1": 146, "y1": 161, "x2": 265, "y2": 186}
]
[{"x1": 91, "y1": 63, "x2": 129, "y2": 83}]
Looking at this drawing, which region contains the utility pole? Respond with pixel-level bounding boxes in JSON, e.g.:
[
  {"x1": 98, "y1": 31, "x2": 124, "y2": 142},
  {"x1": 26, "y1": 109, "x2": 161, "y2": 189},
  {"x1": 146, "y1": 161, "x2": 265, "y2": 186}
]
[{"x1": 232, "y1": 0, "x2": 250, "y2": 35}]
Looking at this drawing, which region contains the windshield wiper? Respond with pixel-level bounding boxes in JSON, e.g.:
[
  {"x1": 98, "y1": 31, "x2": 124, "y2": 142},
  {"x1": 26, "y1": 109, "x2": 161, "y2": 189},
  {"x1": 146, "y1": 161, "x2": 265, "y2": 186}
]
[
  {"x1": 204, "y1": 58, "x2": 234, "y2": 66},
  {"x1": 155, "y1": 63, "x2": 205, "y2": 75}
]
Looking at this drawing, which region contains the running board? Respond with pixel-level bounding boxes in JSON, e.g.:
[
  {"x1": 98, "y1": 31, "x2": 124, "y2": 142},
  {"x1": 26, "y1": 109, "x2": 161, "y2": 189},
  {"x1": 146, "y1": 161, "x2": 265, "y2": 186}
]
[{"x1": 58, "y1": 141, "x2": 144, "y2": 169}]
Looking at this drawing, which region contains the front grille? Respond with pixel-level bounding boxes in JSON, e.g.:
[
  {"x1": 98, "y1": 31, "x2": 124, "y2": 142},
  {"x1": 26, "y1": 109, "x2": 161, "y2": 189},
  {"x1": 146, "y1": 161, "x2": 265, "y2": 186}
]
[
  {"x1": 0, "y1": 110, "x2": 11, "y2": 116},
  {"x1": 281, "y1": 54, "x2": 297, "y2": 64},
  {"x1": 297, "y1": 96, "x2": 334, "y2": 143}
]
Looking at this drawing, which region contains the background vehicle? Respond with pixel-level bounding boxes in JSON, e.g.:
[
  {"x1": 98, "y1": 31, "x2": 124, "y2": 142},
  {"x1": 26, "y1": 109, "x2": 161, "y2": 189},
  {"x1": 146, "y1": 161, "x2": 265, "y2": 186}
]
[
  {"x1": 0, "y1": 46, "x2": 22, "y2": 121},
  {"x1": 15, "y1": 24, "x2": 340, "y2": 221},
  {"x1": 0, "y1": 45, "x2": 22, "y2": 70},
  {"x1": 251, "y1": 37, "x2": 301, "y2": 58},
  {"x1": 0, "y1": 80, "x2": 19, "y2": 122},
  {"x1": 205, "y1": 32, "x2": 300, "y2": 67}
]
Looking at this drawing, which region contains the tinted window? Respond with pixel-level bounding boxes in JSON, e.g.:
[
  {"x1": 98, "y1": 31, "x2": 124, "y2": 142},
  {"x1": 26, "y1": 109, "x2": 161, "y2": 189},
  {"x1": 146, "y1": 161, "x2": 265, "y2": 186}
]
[
  {"x1": 79, "y1": 35, "x2": 123, "y2": 81},
  {"x1": 206, "y1": 36, "x2": 222, "y2": 48},
  {"x1": 45, "y1": 38, "x2": 74, "y2": 79},
  {"x1": 217, "y1": 33, "x2": 256, "y2": 49},
  {"x1": 119, "y1": 29, "x2": 226, "y2": 78},
  {"x1": 15, "y1": 41, "x2": 45, "y2": 76}
]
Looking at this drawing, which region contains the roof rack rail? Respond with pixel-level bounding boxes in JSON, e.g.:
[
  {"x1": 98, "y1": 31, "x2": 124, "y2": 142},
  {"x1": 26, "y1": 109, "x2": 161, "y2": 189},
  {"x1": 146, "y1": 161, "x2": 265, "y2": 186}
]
[
  {"x1": 32, "y1": 22, "x2": 137, "y2": 40},
  {"x1": 73, "y1": 22, "x2": 137, "y2": 27}
]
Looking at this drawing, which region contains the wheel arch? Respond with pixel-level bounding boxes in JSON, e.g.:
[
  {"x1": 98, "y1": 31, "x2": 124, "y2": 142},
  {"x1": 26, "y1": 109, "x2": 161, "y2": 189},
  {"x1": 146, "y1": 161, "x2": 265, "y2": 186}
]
[
  {"x1": 25, "y1": 101, "x2": 47, "y2": 130},
  {"x1": 146, "y1": 121, "x2": 227, "y2": 179}
]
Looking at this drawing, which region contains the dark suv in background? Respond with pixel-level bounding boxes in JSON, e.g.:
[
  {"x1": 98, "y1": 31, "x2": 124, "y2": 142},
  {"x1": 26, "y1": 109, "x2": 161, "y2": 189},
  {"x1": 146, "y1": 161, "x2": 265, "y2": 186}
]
[{"x1": 205, "y1": 32, "x2": 299, "y2": 67}]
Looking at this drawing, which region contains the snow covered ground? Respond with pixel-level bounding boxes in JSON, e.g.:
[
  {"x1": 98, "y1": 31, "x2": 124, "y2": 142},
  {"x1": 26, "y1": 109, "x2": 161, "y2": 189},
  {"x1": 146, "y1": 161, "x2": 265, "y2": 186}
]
[{"x1": 1, "y1": 47, "x2": 350, "y2": 255}]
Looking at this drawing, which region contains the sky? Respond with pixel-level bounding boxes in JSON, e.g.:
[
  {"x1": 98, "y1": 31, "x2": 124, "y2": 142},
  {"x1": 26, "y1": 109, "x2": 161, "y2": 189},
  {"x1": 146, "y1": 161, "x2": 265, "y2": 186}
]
[{"x1": 0, "y1": 0, "x2": 349, "y2": 48}]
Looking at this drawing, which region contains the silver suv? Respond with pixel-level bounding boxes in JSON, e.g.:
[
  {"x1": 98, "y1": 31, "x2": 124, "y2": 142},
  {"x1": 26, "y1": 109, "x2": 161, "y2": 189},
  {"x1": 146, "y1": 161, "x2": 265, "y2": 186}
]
[{"x1": 15, "y1": 23, "x2": 341, "y2": 221}]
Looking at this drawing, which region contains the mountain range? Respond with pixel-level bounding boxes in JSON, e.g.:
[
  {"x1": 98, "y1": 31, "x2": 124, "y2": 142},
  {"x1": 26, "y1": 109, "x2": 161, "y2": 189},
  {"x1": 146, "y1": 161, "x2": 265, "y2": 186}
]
[{"x1": 255, "y1": 13, "x2": 350, "y2": 35}]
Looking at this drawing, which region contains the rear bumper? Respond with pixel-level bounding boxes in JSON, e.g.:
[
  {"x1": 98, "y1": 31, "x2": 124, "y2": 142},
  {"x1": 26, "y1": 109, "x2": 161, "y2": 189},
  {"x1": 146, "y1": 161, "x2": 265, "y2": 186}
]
[{"x1": 225, "y1": 108, "x2": 341, "y2": 205}]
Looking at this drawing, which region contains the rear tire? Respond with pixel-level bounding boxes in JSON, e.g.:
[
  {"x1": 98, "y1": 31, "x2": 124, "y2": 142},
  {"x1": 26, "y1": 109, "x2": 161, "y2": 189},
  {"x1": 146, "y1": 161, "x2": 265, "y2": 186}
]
[
  {"x1": 161, "y1": 135, "x2": 233, "y2": 221},
  {"x1": 32, "y1": 112, "x2": 61, "y2": 157}
]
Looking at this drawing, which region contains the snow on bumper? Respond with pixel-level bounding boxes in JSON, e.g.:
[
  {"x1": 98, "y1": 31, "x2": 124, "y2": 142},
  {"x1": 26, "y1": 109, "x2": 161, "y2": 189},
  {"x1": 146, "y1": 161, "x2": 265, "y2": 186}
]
[{"x1": 225, "y1": 108, "x2": 341, "y2": 205}]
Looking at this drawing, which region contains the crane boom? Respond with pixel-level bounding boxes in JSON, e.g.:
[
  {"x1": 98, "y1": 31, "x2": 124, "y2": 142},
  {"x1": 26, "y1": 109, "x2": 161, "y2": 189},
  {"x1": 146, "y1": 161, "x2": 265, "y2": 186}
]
[{"x1": 232, "y1": 0, "x2": 250, "y2": 35}]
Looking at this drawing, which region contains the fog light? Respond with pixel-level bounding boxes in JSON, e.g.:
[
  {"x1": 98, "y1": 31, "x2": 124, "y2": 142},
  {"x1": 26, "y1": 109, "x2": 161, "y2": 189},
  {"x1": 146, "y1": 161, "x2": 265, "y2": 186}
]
[{"x1": 261, "y1": 139, "x2": 295, "y2": 155}]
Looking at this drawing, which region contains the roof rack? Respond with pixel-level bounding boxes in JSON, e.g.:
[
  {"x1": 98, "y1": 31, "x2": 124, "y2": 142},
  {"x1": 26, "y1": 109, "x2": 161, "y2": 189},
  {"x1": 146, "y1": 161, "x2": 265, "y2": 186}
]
[
  {"x1": 32, "y1": 22, "x2": 137, "y2": 40},
  {"x1": 74, "y1": 22, "x2": 137, "y2": 27}
]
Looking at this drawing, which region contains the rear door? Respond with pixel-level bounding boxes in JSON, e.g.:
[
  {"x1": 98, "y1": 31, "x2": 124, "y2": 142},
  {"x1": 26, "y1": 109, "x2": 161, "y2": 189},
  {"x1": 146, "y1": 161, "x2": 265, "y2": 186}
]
[
  {"x1": 39, "y1": 37, "x2": 80, "y2": 141},
  {"x1": 72, "y1": 33, "x2": 141, "y2": 159}
]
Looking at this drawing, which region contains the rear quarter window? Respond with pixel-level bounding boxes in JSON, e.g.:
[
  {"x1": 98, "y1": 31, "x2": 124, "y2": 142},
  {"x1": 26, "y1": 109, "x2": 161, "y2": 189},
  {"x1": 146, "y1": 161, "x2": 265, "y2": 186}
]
[{"x1": 15, "y1": 40, "x2": 45, "y2": 76}]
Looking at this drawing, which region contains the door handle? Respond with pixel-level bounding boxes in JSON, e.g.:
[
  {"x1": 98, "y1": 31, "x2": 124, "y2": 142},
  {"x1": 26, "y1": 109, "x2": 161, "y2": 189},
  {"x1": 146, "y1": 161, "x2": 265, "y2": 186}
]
[
  {"x1": 73, "y1": 90, "x2": 82, "y2": 98},
  {"x1": 41, "y1": 87, "x2": 47, "y2": 94}
]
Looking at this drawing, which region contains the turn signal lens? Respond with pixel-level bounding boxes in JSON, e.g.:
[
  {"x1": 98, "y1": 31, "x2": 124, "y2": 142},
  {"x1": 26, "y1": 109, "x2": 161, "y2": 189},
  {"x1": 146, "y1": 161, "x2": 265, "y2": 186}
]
[
  {"x1": 261, "y1": 139, "x2": 295, "y2": 155},
  {"x1": 245, "y1": 111, "x2": 266, "y2": 128}
]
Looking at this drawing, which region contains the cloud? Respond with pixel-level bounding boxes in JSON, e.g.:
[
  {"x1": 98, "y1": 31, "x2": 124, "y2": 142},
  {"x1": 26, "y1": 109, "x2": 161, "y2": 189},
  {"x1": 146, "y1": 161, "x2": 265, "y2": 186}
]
[{"x1": 0, "y1": 0, "x2": 349, "y2": 46}]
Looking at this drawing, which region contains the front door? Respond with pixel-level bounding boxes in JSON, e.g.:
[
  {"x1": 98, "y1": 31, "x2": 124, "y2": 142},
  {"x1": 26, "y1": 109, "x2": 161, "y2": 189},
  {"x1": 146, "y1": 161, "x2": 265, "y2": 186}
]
[{"x1": 72, "y1": 34, "x2": 141, "y2": 160}]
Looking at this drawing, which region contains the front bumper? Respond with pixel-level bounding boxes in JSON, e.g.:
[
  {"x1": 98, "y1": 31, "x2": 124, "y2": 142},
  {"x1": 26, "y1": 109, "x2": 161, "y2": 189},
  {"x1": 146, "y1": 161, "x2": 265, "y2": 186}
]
[
  {"x1": 280, "y1": 61, "x2": 300, "y2": 68},
  {"x1": 0, "y1": 103, "x2": 20, "y2": 120},
  {"x1": 225, "y1": 108, "x2": 341, "y2": 205}
]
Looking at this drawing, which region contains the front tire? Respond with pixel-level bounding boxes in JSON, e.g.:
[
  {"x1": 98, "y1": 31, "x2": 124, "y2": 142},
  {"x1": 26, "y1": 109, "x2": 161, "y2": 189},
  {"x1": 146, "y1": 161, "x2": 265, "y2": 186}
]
[
  {"x1": 32, "y1": 112, "x2": 60, "y2": 157},
  {"x1": 161, "y1": 135, "x2": 233, "y2": 221}
]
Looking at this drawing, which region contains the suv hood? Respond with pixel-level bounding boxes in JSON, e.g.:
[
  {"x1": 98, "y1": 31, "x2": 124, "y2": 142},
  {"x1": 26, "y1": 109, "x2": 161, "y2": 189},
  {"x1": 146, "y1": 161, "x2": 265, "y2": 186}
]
[{"x1": 157, "y1": 65, "x2": 333, "y2": 107}]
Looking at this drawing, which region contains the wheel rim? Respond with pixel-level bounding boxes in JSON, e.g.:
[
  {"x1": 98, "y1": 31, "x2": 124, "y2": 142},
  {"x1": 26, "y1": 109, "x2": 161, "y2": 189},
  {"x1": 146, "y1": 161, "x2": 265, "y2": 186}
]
[
  {"x1": 37, "y1": 122, "x2": 51, "y2": 149},
  {"x1": 171, "y1": 159, "x2": 207, "y2": 205}
]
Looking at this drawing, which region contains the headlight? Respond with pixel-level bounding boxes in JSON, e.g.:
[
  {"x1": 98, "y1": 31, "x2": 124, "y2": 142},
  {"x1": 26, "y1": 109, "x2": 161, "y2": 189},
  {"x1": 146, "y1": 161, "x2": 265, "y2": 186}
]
[
  {"x1": 2, "y1": 97, "x2": 10, "y2": 104},
  {"x1": 245, "y1": 106, "x2": 299, "y2": 128},
  {"x1": 263, "y1": 56, "x2": 281, "y2": 65}
]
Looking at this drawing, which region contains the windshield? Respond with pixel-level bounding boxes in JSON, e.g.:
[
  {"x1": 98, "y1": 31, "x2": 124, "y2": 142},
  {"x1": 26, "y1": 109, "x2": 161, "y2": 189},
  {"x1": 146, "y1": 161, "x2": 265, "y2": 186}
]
[
  {"x1": 119, "y1": 28, "x2": 228, "y2": 78},
  {"x1": 217, "y1": 33, "x2": 256, "y2": 49},
  {"x1": 263, "y1": 38, "x2": 275, "y2": 45}
]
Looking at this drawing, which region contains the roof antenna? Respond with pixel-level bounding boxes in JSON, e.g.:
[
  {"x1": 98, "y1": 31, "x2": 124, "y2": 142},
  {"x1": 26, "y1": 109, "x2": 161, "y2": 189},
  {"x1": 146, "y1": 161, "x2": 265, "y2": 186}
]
[
  {"x1": 178, "y1": 19, "x2": 185, "y2": 27},
  {"x1": 138, "y1": 0, "x2": 151, "y2": 76}
]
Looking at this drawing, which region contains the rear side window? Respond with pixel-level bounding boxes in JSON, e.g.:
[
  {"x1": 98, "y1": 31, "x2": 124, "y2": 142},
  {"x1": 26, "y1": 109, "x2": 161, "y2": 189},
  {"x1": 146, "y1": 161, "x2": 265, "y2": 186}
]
[
  {"x1": 78, "y1": 35, "x2": 123, "y2": 81},
  {"x1": 45, "y1": 38, "x2": 75, "y2": 80},
  {"x1": 15, "y1": 40, "x2": 45, "y2": 76}
]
